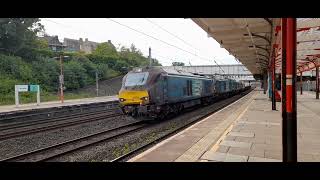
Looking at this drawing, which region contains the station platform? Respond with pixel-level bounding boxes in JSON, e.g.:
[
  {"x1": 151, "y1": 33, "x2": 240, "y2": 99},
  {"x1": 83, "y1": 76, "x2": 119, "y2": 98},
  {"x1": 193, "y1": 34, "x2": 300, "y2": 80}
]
[
  {"x1": 129, "y1": 89, "x2": 320, "y2": 162},
  {"x1": 0, "y1": 96, "x2": 118, "y2": 114}
]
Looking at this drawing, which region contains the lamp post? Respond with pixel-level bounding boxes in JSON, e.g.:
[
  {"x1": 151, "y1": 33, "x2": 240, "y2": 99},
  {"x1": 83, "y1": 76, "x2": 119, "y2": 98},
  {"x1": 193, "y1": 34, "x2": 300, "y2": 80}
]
[
  {"x1": 51, "y1": 39, "x2": 67, "y2": 104},
  {"x1": 96, "y1": 71, "x2": 99, "y2": 97},
  {"x1": 52, "y1": 55, "x2": 69, "y2": 103},
  {"x1": 59, "y1": 54, "x2": 64, "y2": 103}
]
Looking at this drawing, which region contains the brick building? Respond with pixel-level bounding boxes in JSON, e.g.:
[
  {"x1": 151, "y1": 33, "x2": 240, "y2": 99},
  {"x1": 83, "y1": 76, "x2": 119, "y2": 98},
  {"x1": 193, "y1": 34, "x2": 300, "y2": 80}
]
[
  {"x1": 39, "y1": 35, "x2": 116, "y2": 54},
  {"x1": 38, "y1": 35, "x2": 66, "y2": 52},
  {"x1": 63, "y1": 38, "x2": 100, "y2": 54}
]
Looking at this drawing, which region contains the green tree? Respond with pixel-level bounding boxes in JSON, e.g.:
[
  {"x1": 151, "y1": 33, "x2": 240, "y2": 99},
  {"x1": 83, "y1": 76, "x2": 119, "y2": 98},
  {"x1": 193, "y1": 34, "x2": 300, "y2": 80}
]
[
  {"x1": 71, "y1": 52, "x2": 97, "y2": 82},
  {"x1": 31, "y1": 57, "x2": 60, "y2": 91},
  {"x1": 0, "y1": 18, "x2": 44, "y2": 55},
  {"x1": 172, "y1": 62, "x2": 185, "y2": 66},
  {"x1": 35, "y1": 38, "x2": 49, "y2": 49},
  {"x1": 92, "y1": 42, "x2": 118, "y2": 57},
  {"x1": 151, "y1": 58, "x2": 162, "y2": 66},
  {"x1": 129, "y1": 44, "x2": 143, "y2": 55},
  {"x1": 63, "y1": 60, "x2": 88, "y2": 90},
  {"x1": 0, "y1": 54, "x2": 33, "y2": 82},
  {"x1": 119, "y1": 44, "x2": 149, "y2": 67}
]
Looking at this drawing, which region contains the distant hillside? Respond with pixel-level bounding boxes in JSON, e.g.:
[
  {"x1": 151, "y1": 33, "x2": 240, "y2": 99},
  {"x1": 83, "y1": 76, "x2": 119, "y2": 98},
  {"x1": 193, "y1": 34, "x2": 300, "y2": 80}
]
[{"x1": 73, "y1": 76, "x2": 123, "y2": 96}]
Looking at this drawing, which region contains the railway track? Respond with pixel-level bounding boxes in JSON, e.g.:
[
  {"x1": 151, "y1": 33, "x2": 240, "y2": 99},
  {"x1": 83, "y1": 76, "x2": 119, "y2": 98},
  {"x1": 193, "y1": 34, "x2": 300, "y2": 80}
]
[
  {"x1": 0, "y1": 108, "x2": 119, "y2": 131},
  {"x1": 0, "y1": 121, "x2": 146, "y2": 162},
  {"x1": 110, "y1": 88, "x2": 253, "y2": 162},
  {"x1": 0, "y1": 109, "x2": 123, "y2": 141},
  {"x1": 0, "y1": 89, "x2": 252, "y2": 162},
  {"x1": 0, "y1": 101, "x2": 119, "y2": 123}
]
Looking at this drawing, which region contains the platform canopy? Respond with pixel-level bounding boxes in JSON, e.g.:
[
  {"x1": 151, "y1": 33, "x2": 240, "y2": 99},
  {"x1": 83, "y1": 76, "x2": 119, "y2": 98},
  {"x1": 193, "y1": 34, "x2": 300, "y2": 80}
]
[
  {"x1": 291, "y1": 19, "x2": 320, "y2": 74},
  {"x1": 192, "y1": 18, "x2": 320, "y2": 76}
]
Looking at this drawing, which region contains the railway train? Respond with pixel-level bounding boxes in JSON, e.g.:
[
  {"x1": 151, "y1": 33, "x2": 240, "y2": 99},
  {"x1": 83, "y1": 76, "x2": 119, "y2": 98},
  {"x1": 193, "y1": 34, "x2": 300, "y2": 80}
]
[{"x1": 118, "y1": 66, "x2": 250, "y2": 120}]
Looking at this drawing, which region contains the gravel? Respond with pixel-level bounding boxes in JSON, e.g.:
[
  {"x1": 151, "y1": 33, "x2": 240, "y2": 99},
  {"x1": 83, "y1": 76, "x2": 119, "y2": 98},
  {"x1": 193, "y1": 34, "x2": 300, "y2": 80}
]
[
  {"x1": 0, "y1": 113, "x2": 139, "y2": 160},
  {"x1": 0, "y1": 110, "x2": 120, "y2": 137},
  {"x1": 45, "y1": 90, "x2": 253, "y2": 162},
  {"x1": 0, "y1": 90, "x2": 252, "y2": 162}
]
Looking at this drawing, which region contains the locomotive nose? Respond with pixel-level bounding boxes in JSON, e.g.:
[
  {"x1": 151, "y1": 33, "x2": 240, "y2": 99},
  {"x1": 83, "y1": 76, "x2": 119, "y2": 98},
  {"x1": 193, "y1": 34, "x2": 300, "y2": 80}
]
[{"x1": 118, "y1": 90, "x2": 149, "y2": 105}]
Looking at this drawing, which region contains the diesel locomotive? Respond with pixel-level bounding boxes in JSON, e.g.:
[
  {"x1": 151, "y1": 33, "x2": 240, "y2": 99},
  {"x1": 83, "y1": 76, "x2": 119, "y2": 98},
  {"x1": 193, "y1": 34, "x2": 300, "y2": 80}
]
[{"x1": 118, "y1": 66, "x2": 250, "y2": 120}]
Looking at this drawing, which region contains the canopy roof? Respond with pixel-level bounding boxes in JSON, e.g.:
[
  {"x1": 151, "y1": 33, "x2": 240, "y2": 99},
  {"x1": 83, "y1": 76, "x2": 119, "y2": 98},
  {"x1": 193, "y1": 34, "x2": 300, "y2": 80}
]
[{"x1": 192, "y1": 18, "x2": 320, "y2": 75}]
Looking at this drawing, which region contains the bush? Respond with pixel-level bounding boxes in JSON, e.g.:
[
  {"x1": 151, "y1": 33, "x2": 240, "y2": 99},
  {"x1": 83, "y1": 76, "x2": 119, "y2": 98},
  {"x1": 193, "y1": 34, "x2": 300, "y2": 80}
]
[
  {"x1": 64, "y1": 60, "x2": 88, "y2": 90},
  {"x1": 0, "y1": 41, "x2": 162, "y2": 105},
  {"x1": 72, "y1": 53, "x2": 97, "y2": 80},
  {"x1": 0, "y1": 54, "x2": 33, "y2": 82},
  {"x1": 0, "y1": 75, "x2": 39, "y2": 105},
  {"x1": 31, "y1": 57, "x2": 60, "y2": 91},
  {"x1": 86, "y1": 54, "x2": 118, "y2": 69},
  {"x1": 96, "y1": 63, "x2": 120, "y2": 80},
  {"x1": 0, "y1": 76, "x2": 20, "y2": 95}
]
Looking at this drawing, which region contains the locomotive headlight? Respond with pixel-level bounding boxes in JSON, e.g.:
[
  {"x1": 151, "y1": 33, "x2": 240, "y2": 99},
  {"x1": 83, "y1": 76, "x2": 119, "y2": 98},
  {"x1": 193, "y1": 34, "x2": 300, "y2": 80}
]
[
  {"x1": 119, "y1": 98, "x2": 125, "y2": 102},
  {"x1": 141, "y1": 96, "x2": 149, "y2": 101}
]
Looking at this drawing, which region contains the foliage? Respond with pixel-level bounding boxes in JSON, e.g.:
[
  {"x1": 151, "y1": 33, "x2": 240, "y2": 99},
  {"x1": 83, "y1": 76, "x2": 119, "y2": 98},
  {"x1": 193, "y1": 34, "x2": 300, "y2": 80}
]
[
  {"x1": 0, "y1": 75, "x2": 20, "y2": 95},
  {"x1": 172, "y1": 61, "x2": 185, "y2": 66},
  {"x1": 0, "y1": 18, "x2": 164, "y2": 105},
  {"x1": 35, "y1": 38, "x2": 49, "y2": 49},
  {"x1": 63, "y1": 60, "x2": 88, "y2": 90},
  {"x1": 31, "y1": 57, "x2": 60, "y2": 91},
  {"x1": 151, "y1": 58, "x2": 162, "y2": 66},
  {"x1": 69, "y1": 52, "x2": 97, "y2": 79},
  {"x1": 92, "y1": 42, "x2": 118, "y2": 58},
  {"x1": 0, "y1": 54, "x2": 33, "y2": 82},
  {"x1": 0, "y1": 18, "x2": 44, "y2": 56}
]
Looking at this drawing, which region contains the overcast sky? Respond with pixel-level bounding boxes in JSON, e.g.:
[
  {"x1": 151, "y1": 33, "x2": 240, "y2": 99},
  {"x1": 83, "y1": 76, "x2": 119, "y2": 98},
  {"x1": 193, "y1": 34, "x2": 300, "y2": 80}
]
[{"x1": 40, "y1": 18, "x2": 240, "y2": 66}]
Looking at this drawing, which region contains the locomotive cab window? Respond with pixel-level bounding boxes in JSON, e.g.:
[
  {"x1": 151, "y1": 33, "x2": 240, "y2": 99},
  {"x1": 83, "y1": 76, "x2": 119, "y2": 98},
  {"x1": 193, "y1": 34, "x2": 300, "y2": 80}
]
[{"x1": 124, "y1": 72, "x2": 149, "y2": 87}]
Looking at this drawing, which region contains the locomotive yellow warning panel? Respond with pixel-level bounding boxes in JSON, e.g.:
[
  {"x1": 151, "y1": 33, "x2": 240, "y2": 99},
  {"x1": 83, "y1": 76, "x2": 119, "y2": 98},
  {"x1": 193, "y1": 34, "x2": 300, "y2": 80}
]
[{"x1": 118, "y1": 90, "x2": 149, "y2": 105}]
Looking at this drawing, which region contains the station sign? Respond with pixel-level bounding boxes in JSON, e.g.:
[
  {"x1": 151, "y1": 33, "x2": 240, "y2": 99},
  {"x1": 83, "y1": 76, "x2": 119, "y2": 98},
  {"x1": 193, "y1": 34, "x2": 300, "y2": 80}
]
[
  {"x1": 15, "y1": 84, "x2": 40, "y2": 107},
  {"x1": 29, "y1": 85, "x2": 39, "y2": 92},
  {"x1": 16, "y1": 85, "x2": 39, "y2": 92},
  {"x1": 16, "y1": 85, "x2": 29, "y2": 92}
]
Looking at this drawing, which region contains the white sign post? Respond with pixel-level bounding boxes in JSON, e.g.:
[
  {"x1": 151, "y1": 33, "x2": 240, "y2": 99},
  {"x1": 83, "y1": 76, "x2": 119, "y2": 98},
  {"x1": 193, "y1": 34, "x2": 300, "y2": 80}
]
[
  {"x1": 15, "y1": 85, "x2": 19, "y2": 107},
  {"x1": 15, "y1": 85, "x2": 40, "y2": 107},
  {"x1": 37, "y1": 85, "x2": 40, "y2": 105}
]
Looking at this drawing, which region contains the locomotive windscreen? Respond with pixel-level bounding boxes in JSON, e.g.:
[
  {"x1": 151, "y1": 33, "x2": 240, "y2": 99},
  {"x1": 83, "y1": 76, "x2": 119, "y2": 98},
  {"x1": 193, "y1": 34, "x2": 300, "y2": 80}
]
[{"x1": 124, "y1": 72, "x2": 149, "y2": 87}]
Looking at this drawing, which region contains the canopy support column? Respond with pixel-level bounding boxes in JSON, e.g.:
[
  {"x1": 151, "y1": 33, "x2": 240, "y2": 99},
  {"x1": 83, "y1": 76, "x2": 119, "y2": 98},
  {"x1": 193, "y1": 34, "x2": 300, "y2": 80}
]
[
  {"x1": 272, "y1": 50, "x2": 276, "y2": 110},
  {"x1": 281, "y1": 18, "x2": 297, "y2": 162},
  {"x1": 316, "y1": 66, "x2": 319, "y2": 99},
  {"x1": 263, "y1": 72, "x2": 267, "y2": 94},
  {"x1": 300, "y1": 72, "x2": 303, "y2": 95}
]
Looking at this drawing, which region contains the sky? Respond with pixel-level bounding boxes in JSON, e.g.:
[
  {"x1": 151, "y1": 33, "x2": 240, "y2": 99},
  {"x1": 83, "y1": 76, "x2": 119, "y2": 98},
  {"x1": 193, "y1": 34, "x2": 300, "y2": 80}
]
[{"x1": 39, "y1": 18, "x2": 240, "y2": 66}]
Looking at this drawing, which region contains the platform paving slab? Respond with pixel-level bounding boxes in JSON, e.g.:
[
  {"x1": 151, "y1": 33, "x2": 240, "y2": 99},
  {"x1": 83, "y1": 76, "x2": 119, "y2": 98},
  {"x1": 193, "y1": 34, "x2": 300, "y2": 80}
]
[
  {"x1": 129, "y1": 90, "x2": 257, "y2": 162},
  {"x1": 175, "y1": 92, "x2": 257, "y2": 162},
  {"x1": 200, "y1": 90, "x2": 320, "y2": 162},
  {"x1": 130, "y1": 89, "x2": 320, "y2": 162},
  {"x1": 201, "y1": 152, "x2": 248, "y2": 162},
  {"x1": 220, "y1": 140, "x2": 252, "y2": 149},
  {"x1": 228, "y1": 132, "x2": 255, "y2": 138},
  {"x1": 248, "y1": 157, "x2": 281, "y2": 162}
]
